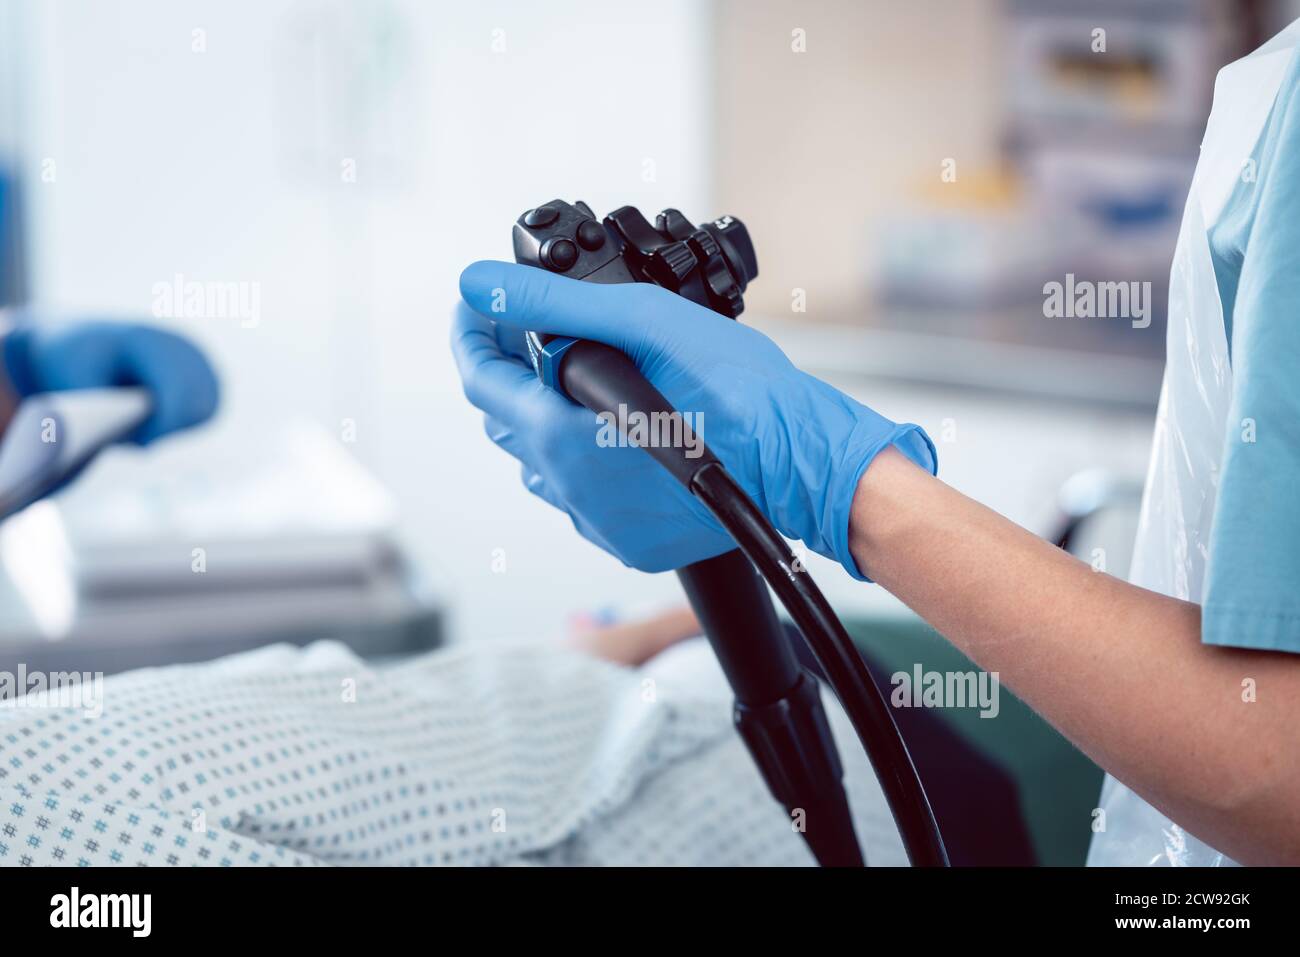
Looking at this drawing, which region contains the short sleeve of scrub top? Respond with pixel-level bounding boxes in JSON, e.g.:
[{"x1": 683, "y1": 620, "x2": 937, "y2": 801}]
[{"x1": 1203, "y1": 44, "x2": 1300, "y2": 653}]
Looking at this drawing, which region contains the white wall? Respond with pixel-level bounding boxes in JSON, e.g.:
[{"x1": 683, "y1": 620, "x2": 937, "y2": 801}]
[{"x1": 16, "y1": 0, "x2": 714, "y2": 642}]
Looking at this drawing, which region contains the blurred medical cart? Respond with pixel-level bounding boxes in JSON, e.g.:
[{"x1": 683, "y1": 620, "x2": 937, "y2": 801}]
[{"x1": 0, "y1": 422, "x2": 444, "y2": 676}]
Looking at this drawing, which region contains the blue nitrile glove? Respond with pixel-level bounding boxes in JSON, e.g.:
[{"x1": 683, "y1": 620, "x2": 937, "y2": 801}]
[
  {"x1": 453, "y1": 261, "x2": 936, "y2": 579},
  {"x1": 2, "y1": 319, "x2": 219, "y2": 445}
]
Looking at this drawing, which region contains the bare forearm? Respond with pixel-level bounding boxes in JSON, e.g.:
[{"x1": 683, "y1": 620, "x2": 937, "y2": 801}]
[{"x1": 850, "y1": 447, "x2": 1300, "y2": 865}]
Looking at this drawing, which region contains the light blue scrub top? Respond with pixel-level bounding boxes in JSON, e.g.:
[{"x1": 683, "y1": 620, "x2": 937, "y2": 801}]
[{"x1": 1203, "y1": 45, "x2": 1300, "y2": 653}]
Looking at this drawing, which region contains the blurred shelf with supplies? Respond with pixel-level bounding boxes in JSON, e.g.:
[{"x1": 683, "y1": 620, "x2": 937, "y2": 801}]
[{"x1": 713, "y1": 0, "x2": 1281, "y2": 407}]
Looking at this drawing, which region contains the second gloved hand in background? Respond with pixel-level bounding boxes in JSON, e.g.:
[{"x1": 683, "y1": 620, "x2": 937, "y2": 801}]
[{"x1": 2, "y1": 318, "x2": 219, "y2": 446}]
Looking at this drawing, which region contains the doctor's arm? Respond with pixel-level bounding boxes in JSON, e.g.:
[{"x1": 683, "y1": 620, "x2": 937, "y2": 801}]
[
  {"x1": 860, "y1": 74, "x2": 1300, "y2": 864},
  {"x1": 851, "y1": 446, "x2": 1298, "y2": 867}
]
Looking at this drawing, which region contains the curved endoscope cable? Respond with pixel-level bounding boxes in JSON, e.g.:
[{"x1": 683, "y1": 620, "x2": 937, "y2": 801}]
[
  {"x1": 555, "y1": 339, "x2": 949, "y2": 867},
  {"x1": 690, "y1": 463, "x2": 949, "y2": 867}
]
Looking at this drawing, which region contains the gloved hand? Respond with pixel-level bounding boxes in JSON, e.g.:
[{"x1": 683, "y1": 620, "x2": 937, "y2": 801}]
[
  {"x1": 2, "y1": 319, "x2": 219, "y2": 445},
  {"x1": 453, "y1": 261, "x2": 935, "y2": 579}
]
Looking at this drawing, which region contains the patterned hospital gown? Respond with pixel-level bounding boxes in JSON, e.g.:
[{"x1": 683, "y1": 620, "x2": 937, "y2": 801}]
[{"x1": 0, "y1": 638, "x2": 905, "y2": 866}]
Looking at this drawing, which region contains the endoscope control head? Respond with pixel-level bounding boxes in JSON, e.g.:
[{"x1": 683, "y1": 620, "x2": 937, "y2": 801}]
[{"x1": 512, "y1": 200, "x2": 757, "y2": 393}]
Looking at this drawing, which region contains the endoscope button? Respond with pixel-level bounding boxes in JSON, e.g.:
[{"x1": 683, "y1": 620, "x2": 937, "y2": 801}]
[
  {"x1": 576, "y1": 221, "x2": 606, "y2": 250},
  {"x1": 524, "y1": 205, "x2": 560, "y2": 228},
  {"x1": 542, "y1": 238, "x2": 578, "y2": 271}
]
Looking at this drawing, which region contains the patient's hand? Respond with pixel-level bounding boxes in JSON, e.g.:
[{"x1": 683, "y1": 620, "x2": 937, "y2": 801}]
[{"x1": 567, "y1": 605, "x2": 701, "y2": 666}]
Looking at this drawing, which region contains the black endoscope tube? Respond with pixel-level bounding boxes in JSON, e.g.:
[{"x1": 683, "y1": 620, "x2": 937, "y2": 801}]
[
  {"x1": 690, "y1": 464, "x2": 948, "y2": 866},
  {"x1": 558, "y1": 339, "x2": 949, "y2": 867},
  {"x1": 677, "y1": 548, "x2": 866, "y2": 867}
]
